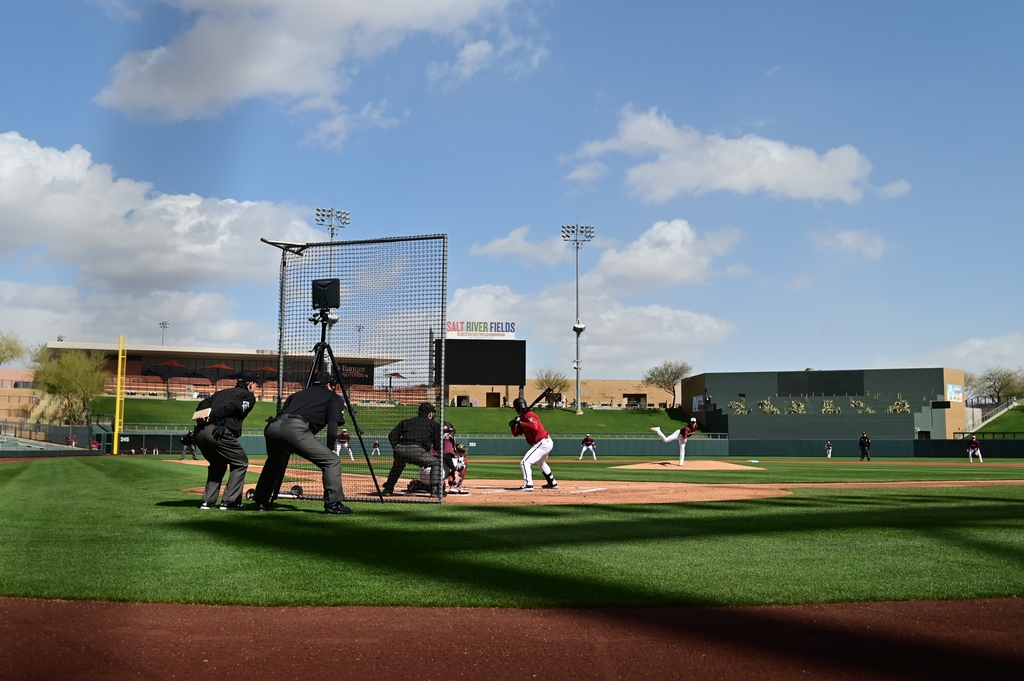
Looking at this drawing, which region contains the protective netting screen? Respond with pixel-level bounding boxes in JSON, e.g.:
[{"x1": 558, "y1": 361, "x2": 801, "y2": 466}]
[{"x1": 275, "y1": 234, "x2": 446, "y2": 503}]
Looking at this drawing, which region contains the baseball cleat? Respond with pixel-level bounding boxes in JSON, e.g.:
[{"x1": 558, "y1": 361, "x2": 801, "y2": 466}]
[
  {"x1": 519, "y1": 483, "x2": 534, "y2": 491},
  {"x1": 324, "y1": 502, "x2": 354, "y2": 515},
  {"x1": 219, "y1": 502, "x2": 246, "y2": 511},
  {"x1": 541, "y1": 481, "x2": 558, "y2": 489},
  {"x1": 199, "y1": 502, "x2": 213, "y2": 510}
]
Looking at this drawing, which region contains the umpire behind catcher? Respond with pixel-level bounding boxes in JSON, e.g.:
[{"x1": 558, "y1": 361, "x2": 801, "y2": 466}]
[
  {"x1": 195, "y1": 372, "x2": 258, "y2": 510},
  {"x1": 382, "y1": 402, "x2": 442, "y2": 497},
  {"x1": 253, "y1": 371, "x2": 353, "y2": 515}
]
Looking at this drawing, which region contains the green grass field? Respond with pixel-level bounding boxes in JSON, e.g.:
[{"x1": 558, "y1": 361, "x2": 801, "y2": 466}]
[
  {"x1": 91, "y1": 397, "x2": 694, "y2": 433},
  {"x1": 92, "y1": 396, "x2": 279, "y2": 424},
  {"x1": 1, "y1": 455, "x2": 1022, "y2": 608},
  {"x1": 978, "y1": 406, "x2": 1024, "y2": 433}
]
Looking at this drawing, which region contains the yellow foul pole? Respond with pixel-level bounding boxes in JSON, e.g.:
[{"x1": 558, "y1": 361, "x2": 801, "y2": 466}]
[{"x1": 113, "y1": 335, "x2": 126, "y2": 455}]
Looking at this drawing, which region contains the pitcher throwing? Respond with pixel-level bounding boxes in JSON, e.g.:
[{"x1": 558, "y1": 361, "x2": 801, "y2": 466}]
[{"x1": 651, "y1": 417, "x2": 699, "y2": 466}]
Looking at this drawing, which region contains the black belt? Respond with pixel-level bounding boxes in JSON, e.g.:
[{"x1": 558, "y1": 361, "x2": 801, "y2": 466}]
[{"x1": 279, "y1": 413, "x2": 309, "y2": 425}]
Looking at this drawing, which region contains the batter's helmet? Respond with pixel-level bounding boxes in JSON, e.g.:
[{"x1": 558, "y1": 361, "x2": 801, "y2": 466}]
[{"x1": 512, "y1": 397, "x2": 528, "y2": 414}]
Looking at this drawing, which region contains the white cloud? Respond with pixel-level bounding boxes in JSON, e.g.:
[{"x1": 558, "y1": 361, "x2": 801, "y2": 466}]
[
  {"x1": 588, "y1": 219, "x2": 741, "y2": 290},
  {"x1": 878, "y1": 179, "x2": 912, "y2": 199},
  {"x1": 459, "y1": 218, "x2": 739, "y2": 375},
  {"x1": 0, "y1": 131, "x2": 319, "y2": 346},
  {"x1": 96, "y1": 0, "x2": 539, "y2": 135},
  {"x1": 563, "y1": 161, "x2": 607, "y2": 183},
  {"x1": 571, "y1": 106, "x2": 910, "y2": 204},
  {"x1": 448, "y1": 284, "x2": 523, "y2": 320},
  {"x1": 450, "y1": 282, "x2": 734, "y2": 377},
  {"x1": 428, "y1": 40, "x2": 495, "y2": 91},
  {"x1": 809, "y1": 229, "x2": 890, "y2": 260},
  {"x1": 914, "y1": 333, "x2": 1024, "y2": 374},
  {"x1": 787, "y1": 274, "x2": 813, "y2": 291},
  {"x1": 302, "y1": 99, "x2": 403, "y2": 150},
  {"x1": 724, "y1": 263, "x2": 753, "y2": 277},
  {"x1": 469, "y1": 226, "x2": 571, "y2": 266}
]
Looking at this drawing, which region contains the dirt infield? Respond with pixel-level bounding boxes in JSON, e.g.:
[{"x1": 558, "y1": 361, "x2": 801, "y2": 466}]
[
  {"x1": 2, "y1": 596, "x2": 1022, "y2": 679},
  {"x1": 171, "y1": 458, "x2": 1024, "y2": 506},
  {"x1": 612, "y1": 459, "x2": 765, "y2": 470}
]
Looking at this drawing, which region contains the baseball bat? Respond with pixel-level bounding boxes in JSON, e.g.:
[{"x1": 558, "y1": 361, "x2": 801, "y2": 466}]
[{"x1": 527, "y1": 387, "x2": 554, "y2": 411}]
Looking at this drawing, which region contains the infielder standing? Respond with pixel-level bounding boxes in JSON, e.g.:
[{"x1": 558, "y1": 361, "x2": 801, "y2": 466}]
[
  {"x1": 579, "y1": 433, "x2": 597, "y2": 460},
  {"x1": 510, "y1": 397, "x2": 557, "y2": 490},
  {"x1": 651, "y1": 417, "x2": 699, "y2": 466},
  {"x1": 336, "y1": 428, "x2": 354, "y2": 460},
  {"x1": 967, "y1": 436, "x2": 983, "y2": 463}
]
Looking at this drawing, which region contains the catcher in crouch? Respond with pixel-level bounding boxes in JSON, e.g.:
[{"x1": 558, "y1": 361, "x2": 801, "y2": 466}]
[{"x1": 509, "y1": 397, "x2": 557, "y2": 491}]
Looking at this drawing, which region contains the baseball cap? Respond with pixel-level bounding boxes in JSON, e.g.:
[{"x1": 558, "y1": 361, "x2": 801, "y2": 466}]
[
  {"x1": 690, "y1": 417, "x2": 697, "y2": 422},
  {"x1": 235, "y1": 370, "x2": 260, "y2": 385},
  {"x1": 312, "y1": 370, "x2": 334, "y2": 385}
]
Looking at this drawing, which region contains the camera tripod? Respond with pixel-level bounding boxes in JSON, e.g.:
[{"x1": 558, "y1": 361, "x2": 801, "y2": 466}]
[{"x1": 266, "y1": 307, "x2": 385, "y2": 503}]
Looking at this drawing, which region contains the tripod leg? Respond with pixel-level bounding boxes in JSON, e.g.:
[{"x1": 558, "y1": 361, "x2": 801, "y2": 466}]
[{"x1": 323, "y1": 344, "x2": 385, "y2": 502}]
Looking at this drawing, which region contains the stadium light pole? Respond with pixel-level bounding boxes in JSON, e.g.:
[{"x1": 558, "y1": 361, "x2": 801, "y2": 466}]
[
  {"x1": 561, "y1": 223, "x2": 594, "y2": 415},
  {"x1": 315, "y1": 208, "x2": 349, "y2": 349},
  {"x1": 159, "y1": 321, "x2": 169, "y2": 346}
]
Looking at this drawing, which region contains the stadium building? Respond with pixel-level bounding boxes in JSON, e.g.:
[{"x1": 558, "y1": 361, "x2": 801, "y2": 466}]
[{"x1": 681, "y1": 368, "x2": 967, "y2": 440}]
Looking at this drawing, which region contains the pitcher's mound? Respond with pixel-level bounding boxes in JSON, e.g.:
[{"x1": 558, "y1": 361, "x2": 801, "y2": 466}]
[{"x1": 612, "y1": 460, "x2": 764, "y2": 470}]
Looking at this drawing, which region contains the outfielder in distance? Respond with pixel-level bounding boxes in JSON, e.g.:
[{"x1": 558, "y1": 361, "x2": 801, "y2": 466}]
[
  {"x1": 510, "y1": 396, "x2": 558, "y2": 491},
  {"x1": 651, "y1": 417, "x2": 699, "y2": 466}
]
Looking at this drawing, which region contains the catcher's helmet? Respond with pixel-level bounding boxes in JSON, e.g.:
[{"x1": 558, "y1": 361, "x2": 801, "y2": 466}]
[
  {"x1": 455, "y1": 443, "x2": 467, "y2": 454},
  {"x1": 512, "y1": 397, "x2": 528, "y2": 414}
]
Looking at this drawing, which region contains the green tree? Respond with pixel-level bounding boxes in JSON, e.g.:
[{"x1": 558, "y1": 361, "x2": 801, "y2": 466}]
[
  {"x1": 979, "y1": 366, "x2": 1023, "y2": 403},
  {"x1": 0, "y1": 330, "x2": 26, "y2": 367},
  {"x1": 640, "y1": 360, "x2": 693, "y2": 408},
  {"x1": 32, "y1": 348, "x2": 109, "y2": 425},
  {"x1": 534, "y1": 368, "x2": 570, "y2": 406}
]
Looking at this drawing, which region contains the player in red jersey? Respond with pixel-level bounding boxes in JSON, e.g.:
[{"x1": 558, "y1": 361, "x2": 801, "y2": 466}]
[
  {"x1": 510, "y1": 397, "x2": 557, "y2": 491},
  {"x1": 651, "y1": 417, "x2": 699, "y2": 466},
  {"x1": 579, "y1": 434, "x2": 597, "y2": 460},
  {"x1": 335, "y1": 428, "x2": 354, "y2": 460}
]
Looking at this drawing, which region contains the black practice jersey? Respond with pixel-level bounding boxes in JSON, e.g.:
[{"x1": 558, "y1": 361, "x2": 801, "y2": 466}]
[
  {"x1": 281, "y1": 386, "x2": 345, "y2": 435},
  {"x1": 197, "y1": 386, "x2": 256, "y2": 436},
  {"x1": 388, "y1": 415, "x2": 441, "y2": 452}
]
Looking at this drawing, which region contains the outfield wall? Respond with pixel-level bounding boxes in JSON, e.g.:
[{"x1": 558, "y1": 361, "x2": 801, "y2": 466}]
[
  {"x1": 459, "y1": 437, "x2": 1024, "y2": 459},
  {"x1": 88, "y1": 430, "x2": 1024, "y2": 459}
]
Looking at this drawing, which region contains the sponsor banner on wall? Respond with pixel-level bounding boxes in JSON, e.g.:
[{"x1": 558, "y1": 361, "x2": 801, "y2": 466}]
[
  {"x1": 447, "y1": 321, "x2": 516, "y2": 339},
  {"x1": 946, "y1": 384, "x2": 963, "y2": 402}
]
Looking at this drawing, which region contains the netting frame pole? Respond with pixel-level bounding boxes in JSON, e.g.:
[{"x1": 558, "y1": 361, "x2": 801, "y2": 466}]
[{"x1": 276, "y1": 248, "x2": 287, "y2": 412}]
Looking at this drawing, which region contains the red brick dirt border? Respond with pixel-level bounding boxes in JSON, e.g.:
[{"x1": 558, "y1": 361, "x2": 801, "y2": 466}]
[{"x1": 2, "y1": 597, "x2": 1022, "y2": 680}]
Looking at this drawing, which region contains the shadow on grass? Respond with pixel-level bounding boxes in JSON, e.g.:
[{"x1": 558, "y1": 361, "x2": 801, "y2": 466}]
[
  {"x1": 175, "y1": 492, "x2": 1024, "y2": 605},
  {"x1": 171, "y1": 493, "x2": 1024, "y2": 677}
]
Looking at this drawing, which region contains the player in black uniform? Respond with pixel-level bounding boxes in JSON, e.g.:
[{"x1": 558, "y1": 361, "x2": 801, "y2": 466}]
[
  {"x1": 252, "y1": 371, "x2": 353, "y2": 515},
  {"x1": 859, "y1": 432, "x2": 871, "y2": 461},
  {"x1": 194, "y1": 373, "x2": 258, "y2": 510},
  {"x1": 382, "y1": 402, "x2": 443, "y2": 497}
]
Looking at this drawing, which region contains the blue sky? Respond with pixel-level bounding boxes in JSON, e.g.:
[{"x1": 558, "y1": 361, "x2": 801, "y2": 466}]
[{"x1": 1, "y1": 0, "x2": 1022, "y2": 378}]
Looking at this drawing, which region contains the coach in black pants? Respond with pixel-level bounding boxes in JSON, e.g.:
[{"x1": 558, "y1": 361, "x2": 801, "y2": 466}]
[
  {"x1": 383, "y1": 402, "x2": 443, "y2": 497},
  {"x1": 195, "y1": 373, "x2": 258, "y2": 510},
  {"x1": 253, "y1": 371, "x2": 352, "y2": 515}
]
